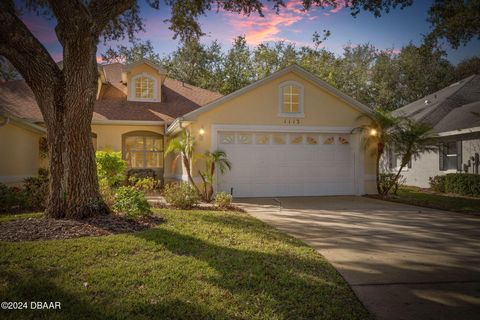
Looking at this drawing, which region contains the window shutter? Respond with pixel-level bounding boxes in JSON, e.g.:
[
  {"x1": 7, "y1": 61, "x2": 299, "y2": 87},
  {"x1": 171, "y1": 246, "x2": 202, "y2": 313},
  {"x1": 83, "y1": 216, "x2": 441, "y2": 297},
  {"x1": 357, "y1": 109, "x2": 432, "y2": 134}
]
[
  {"x1": 439, "y1": 143, "x2": 445, "y2": 171},
  {"x1": 457, "y1": 140, "x2": 463, "y2": 171}
]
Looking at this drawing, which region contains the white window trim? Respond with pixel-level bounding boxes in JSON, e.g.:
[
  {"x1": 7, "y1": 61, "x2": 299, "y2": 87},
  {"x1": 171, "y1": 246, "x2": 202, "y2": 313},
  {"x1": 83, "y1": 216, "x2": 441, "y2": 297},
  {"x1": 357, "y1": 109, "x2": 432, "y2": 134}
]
[
  {"x1": 278, "y1": 81, "x2": 305, "y2": 118},
  {"x1": 130, "y1": 73, "x2": 159, "y2": 102}
]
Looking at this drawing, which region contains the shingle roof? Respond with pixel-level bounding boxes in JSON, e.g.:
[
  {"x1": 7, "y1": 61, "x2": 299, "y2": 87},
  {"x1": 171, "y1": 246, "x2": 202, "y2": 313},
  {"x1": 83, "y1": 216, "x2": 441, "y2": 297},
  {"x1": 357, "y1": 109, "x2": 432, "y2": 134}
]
[
  {"x1": 0, "y1": 62, "x2": 222, "y2": 123},
  {"x1": 393, "y1": 75, "x2": 480, "y2": 133}
]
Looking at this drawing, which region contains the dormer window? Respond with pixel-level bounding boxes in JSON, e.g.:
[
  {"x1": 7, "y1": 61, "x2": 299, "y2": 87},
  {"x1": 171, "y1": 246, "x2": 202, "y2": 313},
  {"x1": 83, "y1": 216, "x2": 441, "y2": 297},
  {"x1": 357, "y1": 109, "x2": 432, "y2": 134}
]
[
  {"x1": 130, "y1": 73, "x2": 158, "y2": 101},
  {"x1": 278, "y1": 81, "x2": 304, "y2": 117},
  {"x1": 135, "y1": 76, "x2": 154, "y2": 99}
]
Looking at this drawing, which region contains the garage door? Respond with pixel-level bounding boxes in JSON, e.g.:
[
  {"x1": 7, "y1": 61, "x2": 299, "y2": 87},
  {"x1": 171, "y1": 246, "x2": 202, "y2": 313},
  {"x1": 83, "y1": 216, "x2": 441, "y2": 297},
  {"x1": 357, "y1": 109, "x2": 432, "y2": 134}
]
[{"x1": 216, "y1": 131, "x2": 356, "y2": 197}]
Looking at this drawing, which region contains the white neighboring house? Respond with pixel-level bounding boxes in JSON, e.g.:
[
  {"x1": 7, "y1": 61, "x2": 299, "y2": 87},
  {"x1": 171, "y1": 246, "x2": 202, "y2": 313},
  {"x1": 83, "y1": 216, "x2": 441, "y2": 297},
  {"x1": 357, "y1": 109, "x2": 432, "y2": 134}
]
[{"x1": 384, "y1": 74, "x2": 480, "y2": 188}]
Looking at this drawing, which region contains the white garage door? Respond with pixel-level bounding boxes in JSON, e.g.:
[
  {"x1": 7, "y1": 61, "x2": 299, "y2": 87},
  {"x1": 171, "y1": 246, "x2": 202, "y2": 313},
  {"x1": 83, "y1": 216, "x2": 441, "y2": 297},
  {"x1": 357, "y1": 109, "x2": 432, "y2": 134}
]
[{"x1": 216, "y1": 131, "x2": 356, "y2": 197}]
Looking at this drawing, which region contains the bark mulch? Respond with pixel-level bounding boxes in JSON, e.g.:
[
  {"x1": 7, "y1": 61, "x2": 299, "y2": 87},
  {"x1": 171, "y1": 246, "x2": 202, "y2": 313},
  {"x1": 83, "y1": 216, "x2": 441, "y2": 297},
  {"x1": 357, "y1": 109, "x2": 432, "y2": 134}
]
[{"x1": 0, "y1": 214, "x2": 164, "y2": 242}]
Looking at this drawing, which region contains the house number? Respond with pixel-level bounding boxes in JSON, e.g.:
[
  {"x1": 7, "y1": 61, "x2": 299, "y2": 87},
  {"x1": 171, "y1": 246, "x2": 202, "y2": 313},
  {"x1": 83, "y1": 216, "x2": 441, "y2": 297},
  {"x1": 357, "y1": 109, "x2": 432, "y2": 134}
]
[{"x1": 283, "y1": 119, "x2": 300, "y2": 125}]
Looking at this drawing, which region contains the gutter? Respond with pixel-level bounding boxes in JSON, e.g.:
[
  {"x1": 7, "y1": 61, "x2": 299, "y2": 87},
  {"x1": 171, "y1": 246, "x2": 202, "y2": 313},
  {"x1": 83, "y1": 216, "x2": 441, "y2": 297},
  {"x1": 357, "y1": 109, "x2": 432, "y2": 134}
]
[
  {"x1": 0, "y1": 113, "x2": 46, "y2": 134},
  {"x1": 91, "y1": 120, "x2": 165, "y2": 126},
  {"x1": 437, "y1": 126, "x2": 480, "y2": 137}
]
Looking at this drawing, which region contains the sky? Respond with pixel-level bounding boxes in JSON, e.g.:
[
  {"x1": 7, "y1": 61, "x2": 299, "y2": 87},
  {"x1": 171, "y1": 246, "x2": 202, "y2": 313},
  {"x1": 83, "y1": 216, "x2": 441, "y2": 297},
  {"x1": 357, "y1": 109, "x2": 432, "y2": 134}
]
[{"x1": 19, "y1": 0, "x2": 480, "y2": 64}]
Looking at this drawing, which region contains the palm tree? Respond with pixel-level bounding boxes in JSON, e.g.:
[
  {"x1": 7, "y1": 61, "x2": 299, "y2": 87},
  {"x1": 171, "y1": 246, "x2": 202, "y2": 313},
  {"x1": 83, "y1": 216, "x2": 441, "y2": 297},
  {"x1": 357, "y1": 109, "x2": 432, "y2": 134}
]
[
  {"x1": 354, "y1": 108, "x2": 402, "y2": 194},
  {"x1": 385, "y1": 119, "x2": 436, "y2": 195},
  {"x1": 165, "y1": 130, "x2": 201, "y2": 194},
  {"x1": 198, "y1": 150, "x2": 232, "y2": 201}
]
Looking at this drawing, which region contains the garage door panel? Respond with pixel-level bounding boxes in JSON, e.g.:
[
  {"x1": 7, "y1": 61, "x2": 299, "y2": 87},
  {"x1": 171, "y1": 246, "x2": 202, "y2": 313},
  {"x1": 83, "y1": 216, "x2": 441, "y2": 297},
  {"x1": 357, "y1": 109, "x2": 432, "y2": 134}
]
[{"x1": 218, "y1": 131, "x2": 355, "y2": 197}]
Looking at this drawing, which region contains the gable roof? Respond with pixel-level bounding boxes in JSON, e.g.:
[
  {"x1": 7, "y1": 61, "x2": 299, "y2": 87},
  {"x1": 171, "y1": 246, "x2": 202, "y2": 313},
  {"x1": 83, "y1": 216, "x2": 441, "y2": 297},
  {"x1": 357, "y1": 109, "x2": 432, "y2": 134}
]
[
  {"x1": 0, "y1": 62, "x2": 222, "y2": 124},
  {"x1": 393, "y1": 75, "x2": 480, "y2": 133},
  {"x1": 122, "y1": 59, "x2": 167, "y2": 74},
  {"x1": 181, "y1": 64, "x2": 372, "y2": 122}
]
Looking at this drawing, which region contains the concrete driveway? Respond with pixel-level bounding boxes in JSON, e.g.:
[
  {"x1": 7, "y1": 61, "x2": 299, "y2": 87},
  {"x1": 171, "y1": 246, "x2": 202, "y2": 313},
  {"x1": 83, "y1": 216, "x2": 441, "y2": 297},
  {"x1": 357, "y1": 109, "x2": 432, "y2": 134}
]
[{"x1": 236, "y1": 196, "x2": 480, "y2": 320}]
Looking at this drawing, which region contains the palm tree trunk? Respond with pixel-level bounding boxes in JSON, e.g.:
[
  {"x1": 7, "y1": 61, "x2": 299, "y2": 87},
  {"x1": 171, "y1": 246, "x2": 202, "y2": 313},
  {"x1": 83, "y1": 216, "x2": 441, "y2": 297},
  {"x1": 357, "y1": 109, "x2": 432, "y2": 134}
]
[{"x1": 183, "y1": 156, "x2": 201, "y2": 195}]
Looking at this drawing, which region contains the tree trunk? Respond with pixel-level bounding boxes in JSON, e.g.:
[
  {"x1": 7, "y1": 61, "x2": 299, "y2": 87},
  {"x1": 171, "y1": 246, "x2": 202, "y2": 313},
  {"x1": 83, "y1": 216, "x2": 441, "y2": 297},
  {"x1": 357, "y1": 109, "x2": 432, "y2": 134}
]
[
  {"x1": 183, "y1": 155, "x2": 201, "y2": 195},
  {"x1": 43, "y1": 35, "x2": 108, "y2": 219}
]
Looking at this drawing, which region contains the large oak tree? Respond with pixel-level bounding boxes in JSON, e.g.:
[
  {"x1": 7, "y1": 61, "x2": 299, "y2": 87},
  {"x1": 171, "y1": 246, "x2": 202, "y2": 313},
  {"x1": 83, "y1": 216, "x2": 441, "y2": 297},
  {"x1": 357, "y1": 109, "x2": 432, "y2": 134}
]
[{"x1": 1, "y1": 0, "x2": 477, "y2": 219}]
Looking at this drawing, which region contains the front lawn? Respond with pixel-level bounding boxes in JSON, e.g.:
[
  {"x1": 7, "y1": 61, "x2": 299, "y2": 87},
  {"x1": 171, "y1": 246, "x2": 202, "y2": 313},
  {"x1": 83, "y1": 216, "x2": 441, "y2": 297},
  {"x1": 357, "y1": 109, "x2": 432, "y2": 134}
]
[
  {"x1": 0, "y1": 209, "x2": 369, "y2": 320},
  {"x1": 385, "y1": 186, "x2": 480, "y2": 213}
]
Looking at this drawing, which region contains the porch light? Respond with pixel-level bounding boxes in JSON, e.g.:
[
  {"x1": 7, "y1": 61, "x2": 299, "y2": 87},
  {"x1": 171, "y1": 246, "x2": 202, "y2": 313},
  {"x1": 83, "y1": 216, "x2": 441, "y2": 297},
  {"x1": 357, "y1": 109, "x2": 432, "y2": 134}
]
[
  {"x1": 199, "y1": 127, "x2": 205, "y2": 136},
  {"x1": 370, "y1": 128, "x2": 378, "y2": 136}
]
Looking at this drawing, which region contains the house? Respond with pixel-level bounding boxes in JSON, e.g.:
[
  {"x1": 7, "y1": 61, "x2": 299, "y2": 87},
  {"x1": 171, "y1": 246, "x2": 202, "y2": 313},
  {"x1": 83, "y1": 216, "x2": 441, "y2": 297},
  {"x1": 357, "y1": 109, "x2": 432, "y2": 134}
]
[
  {"x1": 0, "y1": 60, "x2": 377, "y2": 196},
  {"x1": 387, "y1": 75, "x2": 480, "y2": 188}
]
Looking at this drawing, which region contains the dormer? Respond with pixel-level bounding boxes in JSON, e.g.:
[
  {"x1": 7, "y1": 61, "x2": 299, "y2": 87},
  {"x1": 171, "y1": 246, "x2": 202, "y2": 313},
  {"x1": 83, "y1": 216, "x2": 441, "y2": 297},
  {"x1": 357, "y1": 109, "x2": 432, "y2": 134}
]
[{"x1": 122, "y1": 59, "x2": 167, "y2": 102}]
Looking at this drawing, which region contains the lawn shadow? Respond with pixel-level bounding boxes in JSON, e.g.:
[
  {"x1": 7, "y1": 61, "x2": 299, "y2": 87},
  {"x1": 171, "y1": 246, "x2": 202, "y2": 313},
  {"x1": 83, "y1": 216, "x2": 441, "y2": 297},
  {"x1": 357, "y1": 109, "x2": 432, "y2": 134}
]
[{"x1": 136, "y1": 226, "x2": 370, "y2": 320}]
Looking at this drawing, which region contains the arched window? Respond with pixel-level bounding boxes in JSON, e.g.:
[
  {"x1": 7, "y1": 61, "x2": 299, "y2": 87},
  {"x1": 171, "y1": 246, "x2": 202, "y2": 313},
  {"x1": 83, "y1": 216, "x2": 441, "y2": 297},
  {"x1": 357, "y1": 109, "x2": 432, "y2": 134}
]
[
  {"x1": 122, "y1": 131, "x2": 163, "y2": 169},
  {"x1": 278, "y1": 81, "x2": 304, "y2": 117},
  {"x1": 132, "y1": 74, "x2": 156, "y2": 100}
]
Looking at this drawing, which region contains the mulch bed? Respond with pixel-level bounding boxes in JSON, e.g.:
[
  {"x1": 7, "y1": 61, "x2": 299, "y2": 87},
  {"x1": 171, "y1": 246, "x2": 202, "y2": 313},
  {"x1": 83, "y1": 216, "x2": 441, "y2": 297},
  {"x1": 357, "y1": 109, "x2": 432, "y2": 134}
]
[{"x1": 0, "y1": 214, "x2": 164, "y2": 242}]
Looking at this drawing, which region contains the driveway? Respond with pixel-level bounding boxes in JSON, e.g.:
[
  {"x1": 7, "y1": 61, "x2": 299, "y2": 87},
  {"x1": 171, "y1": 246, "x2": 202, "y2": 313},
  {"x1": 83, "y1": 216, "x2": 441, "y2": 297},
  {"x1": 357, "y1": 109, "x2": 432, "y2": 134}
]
[{"x1": 235, "y1": 196, "x2": 480, "y2": 320}]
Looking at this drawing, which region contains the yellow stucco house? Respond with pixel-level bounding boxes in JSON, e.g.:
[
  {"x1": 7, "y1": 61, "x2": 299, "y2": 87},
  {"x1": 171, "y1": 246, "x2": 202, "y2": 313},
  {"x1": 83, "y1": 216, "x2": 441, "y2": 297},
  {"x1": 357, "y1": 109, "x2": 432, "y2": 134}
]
[{"x1": 0, "y1": 59, "x2": 377, "y2": 196}]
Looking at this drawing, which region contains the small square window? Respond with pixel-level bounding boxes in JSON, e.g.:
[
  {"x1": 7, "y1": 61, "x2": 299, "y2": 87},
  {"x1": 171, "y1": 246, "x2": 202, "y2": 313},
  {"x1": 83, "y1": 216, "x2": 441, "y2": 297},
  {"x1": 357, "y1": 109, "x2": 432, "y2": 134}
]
[
  {"x1": 219, "y1": 133, "x2": 235, "y2": 144},
  {"x1": 255, "y1": 133, "x2": 270, "y2": 145},
  {"x1": 237, "y1": 133, "x2": 252, "y2": 144},
  {"x1": 273, "y1": 134, "x2": 286, "y2": 144},
  {"x1": 290, "y1": 134, "x2": 303, "y2": 145}
]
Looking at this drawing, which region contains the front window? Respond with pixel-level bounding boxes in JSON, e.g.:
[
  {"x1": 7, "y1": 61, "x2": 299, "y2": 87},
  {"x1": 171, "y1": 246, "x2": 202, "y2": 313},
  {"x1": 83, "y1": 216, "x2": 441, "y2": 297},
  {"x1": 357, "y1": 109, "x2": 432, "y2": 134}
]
[
  {"x1": 282, "y1": 85, "x2": 300, "y2": 113},
  {"x1": 279, "y1": 81, "x2": 304, "y2": 117},
  {"x1": 123, "y1": 133, "x2": 163, "y2": 169},
  {"x1": 134, "y1": 76, "x2": 154, "y2": 99},
  {"x1": 443, "y1": 141, "x2": 458, "y2": 170}
]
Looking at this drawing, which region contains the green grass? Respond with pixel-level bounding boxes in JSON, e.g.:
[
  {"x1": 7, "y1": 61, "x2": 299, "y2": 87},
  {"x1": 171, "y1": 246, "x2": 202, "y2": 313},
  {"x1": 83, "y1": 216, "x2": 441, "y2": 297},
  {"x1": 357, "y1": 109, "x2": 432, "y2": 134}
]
[
  {"x1": 0, "y1": 209, "x2": 369, "y2": 320},
  {"x1": 390, "y1": 186, "x2": 480, "y2": 213},
  {"x1": 0, "y1": 212, "x2": 43, "y2": 222}
]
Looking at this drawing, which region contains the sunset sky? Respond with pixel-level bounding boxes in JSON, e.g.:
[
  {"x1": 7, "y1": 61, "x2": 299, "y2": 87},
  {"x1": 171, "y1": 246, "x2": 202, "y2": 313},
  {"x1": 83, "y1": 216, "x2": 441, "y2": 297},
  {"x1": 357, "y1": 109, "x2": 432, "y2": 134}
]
[{"x1": 20, "y1": 0, "x2": 480, "y2": 64}]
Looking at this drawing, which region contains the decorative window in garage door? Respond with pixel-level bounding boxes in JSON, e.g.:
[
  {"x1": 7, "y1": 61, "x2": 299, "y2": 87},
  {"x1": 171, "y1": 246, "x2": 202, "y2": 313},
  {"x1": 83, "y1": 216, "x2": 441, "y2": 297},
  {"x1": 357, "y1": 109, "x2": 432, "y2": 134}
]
[
  {"x1": 219, "y1": 132, "x2": 235, "y2": 144},
  {"x1": 273, "y1": 133, "x2": 286, "y2": 144},
  {"x1": 323, "y1": 136, "x2": 335, "y2": 145},
  {"x1": 237, "y1": 133, "x2": 252, "y2": 144},
  {"x1": 338, "y1": 135, "x2": 350, "y2": 145},
  {"x1": 290, "y1": 134, "x2": 303, "y2": 144},
  {"x1": 255, "y1": 133, "x2": 270, "y2": 144},
  {"x1": 306, "y1": 134, "x2": 318, "y2": 145}
]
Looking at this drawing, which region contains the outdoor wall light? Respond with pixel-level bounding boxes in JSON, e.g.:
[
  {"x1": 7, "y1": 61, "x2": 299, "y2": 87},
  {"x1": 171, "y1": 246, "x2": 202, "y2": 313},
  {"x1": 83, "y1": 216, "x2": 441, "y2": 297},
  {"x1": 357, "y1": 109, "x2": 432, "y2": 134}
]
[
  {"x1": 370, "y1": 128, "x2": 378, "y2": 136},
  {"x1": 199, "y1": 127, "x2": 205, "y2": 136}
]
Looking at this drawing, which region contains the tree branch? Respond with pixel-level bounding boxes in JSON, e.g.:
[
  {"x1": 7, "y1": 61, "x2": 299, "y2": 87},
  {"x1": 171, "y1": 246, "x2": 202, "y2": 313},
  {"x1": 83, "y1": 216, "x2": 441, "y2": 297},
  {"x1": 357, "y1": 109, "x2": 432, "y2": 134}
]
[
  {"x1": 0, "y1": 1, "x2": 61, "y2": 116},
  {"x1": 88, "y1": 0, "x2": 136, "y2": 37}
]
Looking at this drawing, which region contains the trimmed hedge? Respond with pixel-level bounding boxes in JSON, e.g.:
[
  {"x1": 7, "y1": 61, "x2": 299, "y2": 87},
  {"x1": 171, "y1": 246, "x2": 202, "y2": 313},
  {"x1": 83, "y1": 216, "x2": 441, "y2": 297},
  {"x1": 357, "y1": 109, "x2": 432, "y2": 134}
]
[
  {"x1": 444, "y1": 173, "x2": 480, "y2": 197},
  {"x1": 430, "y1": 173, "x2": 480, "y2": 197}
]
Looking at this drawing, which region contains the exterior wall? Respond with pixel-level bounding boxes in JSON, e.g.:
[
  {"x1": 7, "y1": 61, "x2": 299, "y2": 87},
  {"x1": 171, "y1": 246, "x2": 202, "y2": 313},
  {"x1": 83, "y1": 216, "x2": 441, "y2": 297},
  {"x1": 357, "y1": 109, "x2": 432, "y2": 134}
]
[
  {"x1": 91, "y1": 124, "x2": 164, "y2": 152},
  {"x1": 383, "y1": 137, "x2": 480, "y2": 188},
  {"x1": 0, "y1": 122, "x2": 43, "y2": 185},
  {"x1": 125, "y1": 64, "x2": 166, "y2": 102},
  {"x1": 184, "y1": 71, "x2": 376, "y2": 194}
]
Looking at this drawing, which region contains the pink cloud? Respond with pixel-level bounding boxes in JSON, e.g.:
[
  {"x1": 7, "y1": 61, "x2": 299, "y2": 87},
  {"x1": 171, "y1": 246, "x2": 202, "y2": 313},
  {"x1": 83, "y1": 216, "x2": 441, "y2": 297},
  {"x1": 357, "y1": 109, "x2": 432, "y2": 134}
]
[
  {"x1": 328, "y1": 1, "x2": 351, "y2": 14},
  {"x1": 223, "y1": 0, "x2": 310, "y2": 45}
]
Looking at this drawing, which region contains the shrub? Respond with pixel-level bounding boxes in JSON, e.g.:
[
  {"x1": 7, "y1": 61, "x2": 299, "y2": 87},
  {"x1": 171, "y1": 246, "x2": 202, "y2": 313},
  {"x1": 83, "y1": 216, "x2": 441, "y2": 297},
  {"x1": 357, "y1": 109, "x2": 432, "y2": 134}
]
[
  {"x1": 129, "y1": 176, "x2": 159, "y2": 193},
  {"x1": 99, "y1": 178, "x2": 115, "y2": 208},
  {"x1": 214, "y1": 192, "x2": 232, "y2": 209},
  {"x1": 112, "y1": 186, "x2": 151, "y2": 218},
  {"x1": 0, "y1": 183, "x2": 26, "y2": 213},
  {"x1": 163, "y1": 182, "x2": 199, "y2": 209},
  {"x1": 127, "y1": 168, "x2": 157, "y2": 180},
  {"x1": 96, "y1": 151, "x2": 127, "y2": 187},
  {"x1": 378, "y1": 173, "x2": 404, "y2": 195},
  {"x1": 23, "y1": 172, "x2": 49, "y2": 210},
  {"x1": 429, "y1": 175, "x2": 446, "y2": 193},
  {"x1": 444, "y1": 173, "x2": 480, "y2": 197}
]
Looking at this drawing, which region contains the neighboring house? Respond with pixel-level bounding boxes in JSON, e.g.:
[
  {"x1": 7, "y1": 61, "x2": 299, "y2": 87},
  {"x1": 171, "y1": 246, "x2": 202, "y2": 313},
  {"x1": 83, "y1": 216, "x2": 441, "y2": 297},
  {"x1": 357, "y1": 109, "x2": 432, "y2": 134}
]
[
  {"x1": 386, "y1": 75, "x2": 480, "y2": 188},
  {"x1": 0, "y1": 61, "x2": 377, "y2": 196}
]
